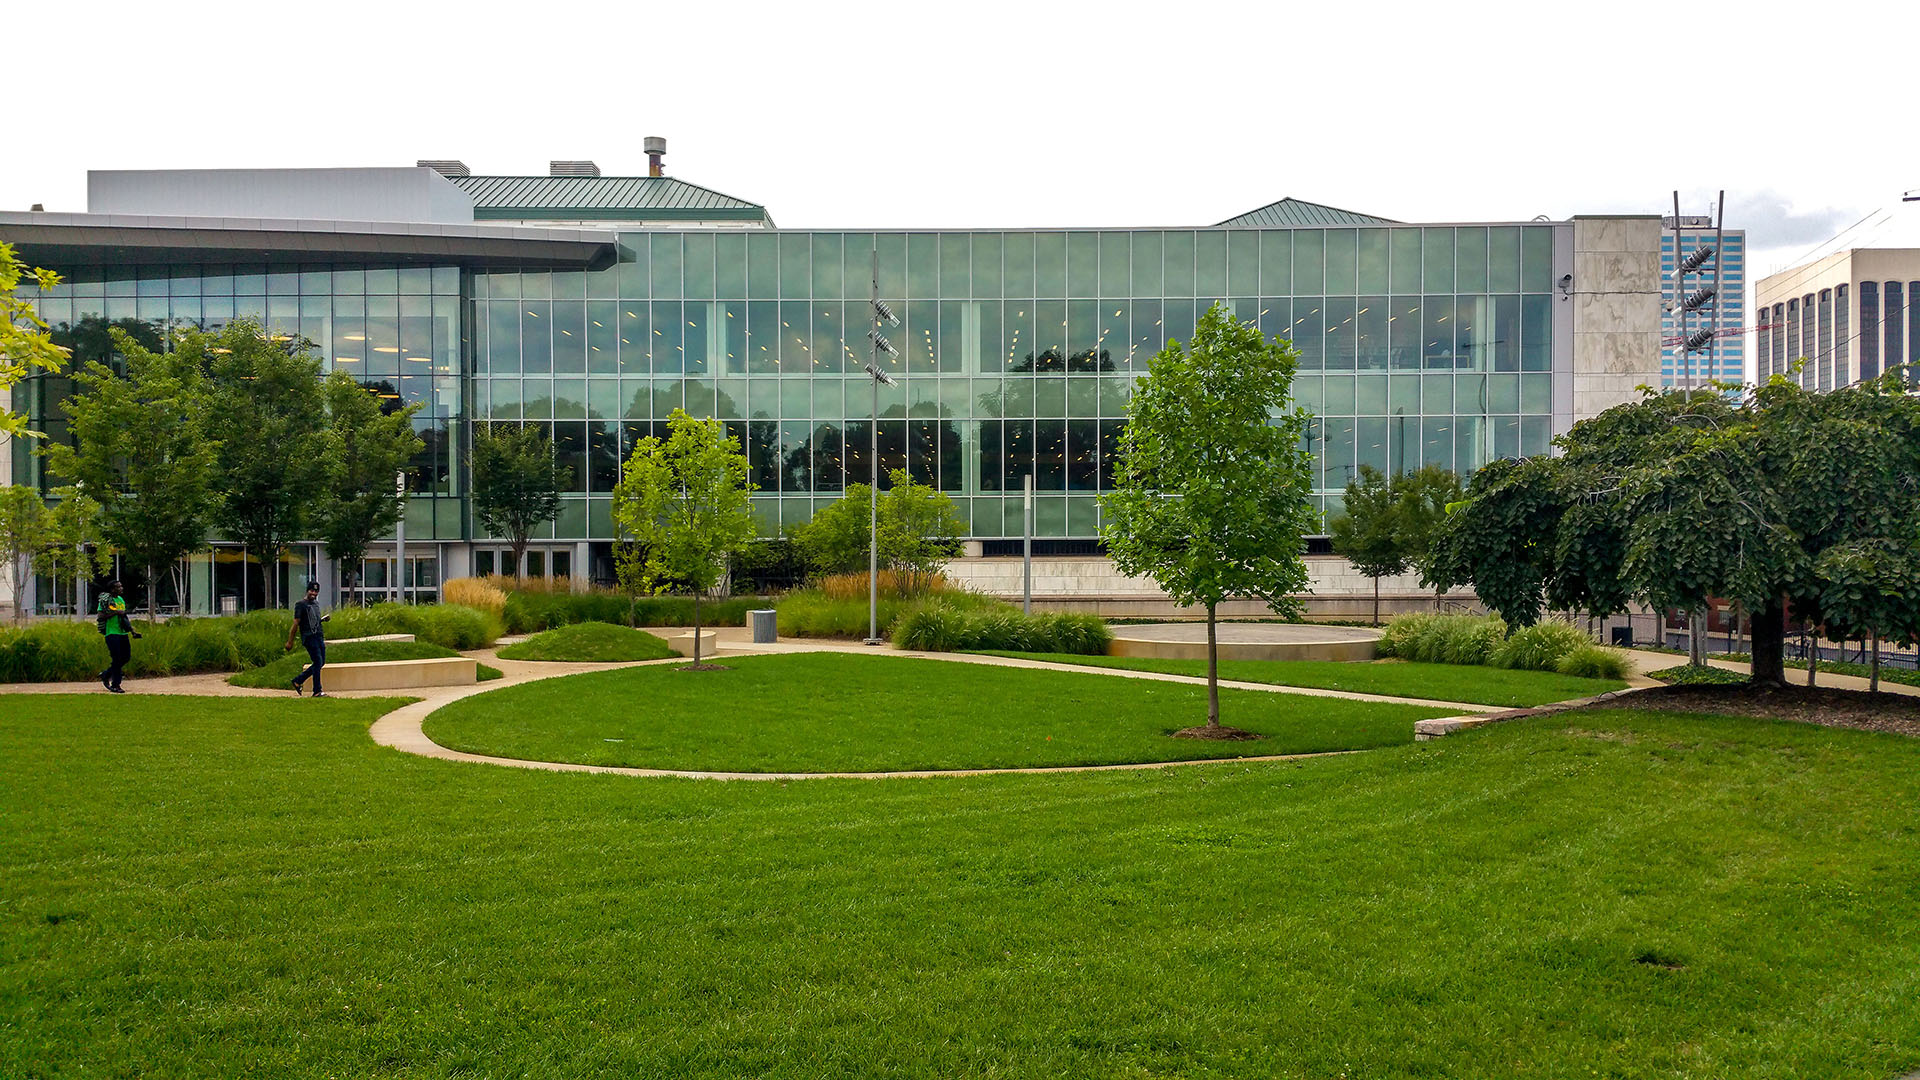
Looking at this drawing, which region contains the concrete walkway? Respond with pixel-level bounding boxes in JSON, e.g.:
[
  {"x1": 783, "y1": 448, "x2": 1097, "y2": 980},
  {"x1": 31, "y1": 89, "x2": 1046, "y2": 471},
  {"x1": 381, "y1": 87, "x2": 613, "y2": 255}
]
[{"x1": 1623, "y1": 648, "x2": 1920, "y2": 698}]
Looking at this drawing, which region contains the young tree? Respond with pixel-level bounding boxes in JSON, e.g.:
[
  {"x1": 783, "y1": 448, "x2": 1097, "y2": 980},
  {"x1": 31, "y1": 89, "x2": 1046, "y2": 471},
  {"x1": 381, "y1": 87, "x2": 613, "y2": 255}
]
[
  {"x1": 472, "y1": 422, "x2": 571, "y2": 579},
  {"x1": 1394, "y1": 465, "x2": 1465, "y2": 610},
  {"x1": 35, "y1": 486, "x2": 113, "y2": 620},
  {"x1": 876, "y1": 469, "x2": 966, "y2": 595},
  {"x1": 1101, "y1": 303, "x2": 1316, "y2": 733},
  {"x1": 0, "y1": 484, "x2": 49, "y2": 623},
  {"x1": 199, "y1": 321, "x2": 334, "y2": 609},
  {"x1": 0, "y1": 241, "x2": 70, "y2": 438},
  {"x1": 314, "y1": 372, "x2": 423, "y2": 606},
  {"x1": 609, "y1": 409, "x2": 756, "y2": 668},
  {"x1": 41, "y1": 328, "x2": 218, "y2": 620},
  {"x1": 792, "y1": 473, "x2": 966, "y2": 593},
  {"x1": 1327, "y1": 465, "x2": 1406, "y2": 626}
]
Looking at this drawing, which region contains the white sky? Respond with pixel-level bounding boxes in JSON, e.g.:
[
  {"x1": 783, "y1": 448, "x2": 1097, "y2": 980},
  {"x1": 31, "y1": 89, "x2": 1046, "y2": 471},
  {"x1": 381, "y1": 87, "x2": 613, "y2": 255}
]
[{"x1": 8, "y1": 0, "x2": 1918, "y2": 282}]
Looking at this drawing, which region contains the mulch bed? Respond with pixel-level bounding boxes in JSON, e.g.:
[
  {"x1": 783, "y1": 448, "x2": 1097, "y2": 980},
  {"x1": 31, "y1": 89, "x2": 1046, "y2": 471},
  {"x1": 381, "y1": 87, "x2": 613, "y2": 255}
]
[
  {"x1": 1589, "y1": 684, "x2": 1920, "y2": 738},
  {"x1": 1170, "y1": 725, "x2": 1265, "y2": 741}
]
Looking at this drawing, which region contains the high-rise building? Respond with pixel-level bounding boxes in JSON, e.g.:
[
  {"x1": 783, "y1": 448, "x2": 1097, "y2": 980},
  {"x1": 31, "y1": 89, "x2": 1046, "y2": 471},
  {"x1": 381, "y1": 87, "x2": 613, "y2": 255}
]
[
  {"x1": 1659, "y1": 217, "x2": 1745, "y2": 387},
  {"x1": 1755, "y1": 248, "x2": 1920, "y2": 390}
]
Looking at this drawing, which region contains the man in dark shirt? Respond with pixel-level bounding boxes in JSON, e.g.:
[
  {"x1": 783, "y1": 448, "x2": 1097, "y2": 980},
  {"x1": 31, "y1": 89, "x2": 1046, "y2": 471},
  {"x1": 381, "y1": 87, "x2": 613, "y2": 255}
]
[{"x1": 285, "y1": 580, "x2": 330, "y2": 697}]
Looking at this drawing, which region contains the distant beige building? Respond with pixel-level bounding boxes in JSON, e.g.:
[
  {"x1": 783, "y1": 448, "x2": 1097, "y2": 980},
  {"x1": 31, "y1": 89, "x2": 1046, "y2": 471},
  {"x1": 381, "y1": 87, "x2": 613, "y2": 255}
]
[{"x1": 1756, "y1": 248, "x2": 1920, "y2": 389}]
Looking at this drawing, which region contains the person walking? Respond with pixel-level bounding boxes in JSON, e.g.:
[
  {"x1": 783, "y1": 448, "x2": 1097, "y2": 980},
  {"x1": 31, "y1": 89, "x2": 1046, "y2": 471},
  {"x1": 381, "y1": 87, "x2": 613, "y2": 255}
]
[
  {"x1": 286, "y1": 580, "x2": 331, "y2": 697},
  {"x1": 95, "y1": 579, "x2": 139, "y2": 693}
]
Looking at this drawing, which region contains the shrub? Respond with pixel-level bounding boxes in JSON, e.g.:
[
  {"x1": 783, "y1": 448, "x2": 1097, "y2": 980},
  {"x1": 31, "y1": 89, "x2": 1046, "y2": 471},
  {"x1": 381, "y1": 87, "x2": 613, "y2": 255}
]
[
  {"x1": 0, "y1": 622, "x2": 108, "y2": 682},
  {"x1": 443, "y1": 577, "x2": 508, "y2": 619},
  {"x1": 503, "y1": 589, "x2": 760, "y2": 633},
  {"x1": 325, "y1": 603, "x2": 503, "y2": 650},
  {"x1": 1554, "y1": 643, "x2": 1629, "y2": 681},
  {"x1": 1491, "y1": 620, "x2": 1590, "y2": 672},
  {"x1": 131, "y1": 618, "x2": 239, "y2": 678},
  {"x1": 495, "y1": 622, "x2": 676, "y2": 663},
  {"x1": 890, "y1": 601, "x2": 1112, "y2": 655},
  {"x1": 1652, "y1": 663, "x2": 1749, "y2": 686}
]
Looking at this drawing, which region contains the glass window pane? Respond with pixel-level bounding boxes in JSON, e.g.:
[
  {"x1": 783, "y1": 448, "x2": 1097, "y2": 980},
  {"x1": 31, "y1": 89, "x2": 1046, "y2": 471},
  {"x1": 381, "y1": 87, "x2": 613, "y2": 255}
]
[
  {"x1": 1323, "y1": 229, "x2": 1356, "y2": 295},
  {"x1": 1195, "y1": 231, "x2": 1228, "y2": 297},
  {"x1": 1002, "y1": 233, "x2": 1034, "y2": 298},
  {"x1": 1034, "y1": 233, "x2": 1066, "y2": 298},
  {"x1": 908, "y1": 233, "x2": 938, "y2": 298},
  {"x1": 651, "y1": 237, "x2": 683, "y2": 300},
  {"x1": 1067, "y1": 232, "x2": 1097, "y2": 297},
  {"x1": 1455, "y1": 227, "x2": 1488, "y2": 292},
  {"x1": 1390, "y1": 229, "x2": 1421, "y2": 293},
  {"x1": 810, "y1": 233, "x2": 842, "y2": 300},
  {"x1": 1130, "y1": 232, "x2": 1163, "y2": 298},
  {"x1": 1100, "y1": 233, "x2": 1131, "y2": 297},
  {"x1": 781, "y1": 234, "x2": 811, "y2": 298},
  {"x1": 1162, "y1": 232, "x2": 1195, "y2": 297},
  {"x1": 1422, "y1": 229, "x2": 1455, "y2": 292},
  {"x1": 1488, "y1": 227, "x2": 1521, "y2": 292},
  {"x1": 971, "y1": 233, "x2": 1003, "y2": 299}
]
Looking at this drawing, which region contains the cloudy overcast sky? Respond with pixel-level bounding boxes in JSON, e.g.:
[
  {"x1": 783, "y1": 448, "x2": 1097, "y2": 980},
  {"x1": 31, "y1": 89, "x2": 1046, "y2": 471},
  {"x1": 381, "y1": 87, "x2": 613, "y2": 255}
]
[{"x1": 8, "y1": 0, "x2": 1917, "y2": 280}]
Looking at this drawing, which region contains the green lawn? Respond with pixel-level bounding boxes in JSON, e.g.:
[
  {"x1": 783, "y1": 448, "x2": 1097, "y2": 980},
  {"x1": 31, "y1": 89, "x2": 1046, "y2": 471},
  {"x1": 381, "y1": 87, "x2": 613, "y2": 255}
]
[
  {"x1": 495, "y1": 621, "x2": 677, "y2": 663},
  {"x1": 5, "y1": 695, "x2": 1919, "y2": 1077},
  {"x1": 971, "y1": 651, "x2": 1626, "y2": 707},
  {"x1": 227, "y1": 640, "x2": 502, "y2": 688},
  {"x1": 423, "y1": 653, "x2": 1450, "y2": 771}
]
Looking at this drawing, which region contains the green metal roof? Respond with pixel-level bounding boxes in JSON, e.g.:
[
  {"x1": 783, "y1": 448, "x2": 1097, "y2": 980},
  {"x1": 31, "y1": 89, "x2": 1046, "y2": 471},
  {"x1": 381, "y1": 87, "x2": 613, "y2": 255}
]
[
  {"x1": 1214, "y1": 197, "x2": 1396, "y2": 228},
  {"x1": 448, "y1": 175, "x2": 771, "y2": 223}
]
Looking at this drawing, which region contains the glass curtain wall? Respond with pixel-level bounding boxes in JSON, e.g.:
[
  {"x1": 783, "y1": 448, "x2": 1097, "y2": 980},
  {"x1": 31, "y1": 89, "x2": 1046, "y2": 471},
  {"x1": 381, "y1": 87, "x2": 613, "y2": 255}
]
[{"x1": 470, "y1": 225, "x2": 1558, "y2": 537}]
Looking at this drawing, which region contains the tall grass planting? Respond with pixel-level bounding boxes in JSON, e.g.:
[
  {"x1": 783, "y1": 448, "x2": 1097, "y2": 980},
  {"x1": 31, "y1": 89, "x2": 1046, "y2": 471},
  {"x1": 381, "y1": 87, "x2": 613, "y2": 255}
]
[
  {"x1": 502, "y1": 590, "x2": 759, "y2": 633},
  {"x1": 891, "y1": 601, "x2": 1112, "y2": 655},
  {"x1": 442, "y1": 577, "x2": 508, "y2": 619},
  {"x1": 777, "y1": 584, "x2": 999, "y2": 640},
  {"x1": 1377, "y1": 612, "x2": 1626, "y2": 677},
  {"x1": 1489, "y1": 620, "x2": 1590, "y2": 672}
]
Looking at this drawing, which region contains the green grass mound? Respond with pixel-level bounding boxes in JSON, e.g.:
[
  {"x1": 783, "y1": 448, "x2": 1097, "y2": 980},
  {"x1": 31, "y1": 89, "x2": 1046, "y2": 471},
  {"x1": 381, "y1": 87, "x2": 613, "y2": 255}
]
[
  {"x1": 496, "y1": 622, "x2": 677, "y2": 663},
  {"x1": 970, "y1": 652, "x2": 1627, "y2": 708},
  {"x1": 227, "y1": 640, "x2": 502, "y2": 688},
  {"x1": 423, "y1": 652, "x2": 1450, "y2": 772},
  {"x1": 8, "y1": 694, "x2": 1920, "y2": 1077}
]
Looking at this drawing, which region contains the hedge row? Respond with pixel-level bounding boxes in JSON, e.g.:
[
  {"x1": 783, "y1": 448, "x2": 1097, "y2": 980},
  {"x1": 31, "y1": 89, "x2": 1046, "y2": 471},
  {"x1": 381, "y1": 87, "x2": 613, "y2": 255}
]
[{"x1": 891, "y1": 602, "x2": 1113, "y2": 655}]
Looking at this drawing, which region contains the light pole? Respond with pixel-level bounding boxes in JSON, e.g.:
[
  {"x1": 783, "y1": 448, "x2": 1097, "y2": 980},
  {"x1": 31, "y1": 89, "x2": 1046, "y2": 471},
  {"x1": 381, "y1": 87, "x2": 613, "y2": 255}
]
[
  {"x1": 393, "y1": 468, "x2": 407, "y2": 605},
  {"x1": 864, "y1": 242, "x2": 901, "y2": 645}
]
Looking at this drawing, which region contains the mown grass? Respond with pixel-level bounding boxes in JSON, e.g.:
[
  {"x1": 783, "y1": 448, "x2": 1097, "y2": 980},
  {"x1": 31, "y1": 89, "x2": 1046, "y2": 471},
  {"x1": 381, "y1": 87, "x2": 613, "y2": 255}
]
[
  {"x1": 495, "y1": 621, "x2": 677, "y2": 663},
  {"x1": 972, "y1": 652, "x2": 1626, "y2": 708},
  {"x1": 423, "y1": 653, "x2": 1448, "y2": 772},
  {"x1": 5, "y1": 695, "x2": 1919, "y2": 1078},
  {"x1": 227, "y1": 640, "x2": 503, "y2": 687}
]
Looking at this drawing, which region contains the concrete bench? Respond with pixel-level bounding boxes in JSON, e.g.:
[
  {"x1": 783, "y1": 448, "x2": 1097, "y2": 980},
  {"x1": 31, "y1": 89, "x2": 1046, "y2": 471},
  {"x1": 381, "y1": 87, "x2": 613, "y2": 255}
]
[
  {"x1": 665, "y1": 630, "x2": 719, "y2": 658},
  {"x1": 332, "y1": 633, "x2": 415, "y2": 644},
  {"x1": 319, "y1": 657, "x2": 476, "y2": 691}
]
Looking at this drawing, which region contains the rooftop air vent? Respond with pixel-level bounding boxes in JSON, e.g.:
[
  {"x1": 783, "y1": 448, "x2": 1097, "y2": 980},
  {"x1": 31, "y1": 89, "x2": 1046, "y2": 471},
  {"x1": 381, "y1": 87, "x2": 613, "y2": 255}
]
[
  {"x1": 549, "y1": 161, "x2": 601, "y2": 177},
  {"x1": 416, "y1": 160, "x2": 470, "y2": 177}
]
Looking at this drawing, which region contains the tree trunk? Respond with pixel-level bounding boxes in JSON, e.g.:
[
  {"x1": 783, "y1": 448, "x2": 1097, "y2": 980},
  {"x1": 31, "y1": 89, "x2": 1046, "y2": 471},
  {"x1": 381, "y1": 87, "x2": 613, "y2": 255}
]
[
  {"x1": 1870, "y1": 631, "x2": 1881, "y2": 693},
  {"x1": 1206, "y1": 601, "x2": 1220, "y2": 730},
  {"x1": 1372, "y1": 576, "x2": 1380, "y2": 627},
  {"x1": 241, "y1": 545, "x2": 249, "y2": 614},
  {"x1": 1806, "y1": 627, "x2": 1818, "y2": 687},
  {"x1": 147, "y1": 562, "x2": 158, "y2": 622},
  {"x1": 1689, "y1": 606, "x2": 1706, "y2": 666},
  {"x1": 510, "y1": 538, "x2": 528, "y2": 584},
  {"x1": 692, "y1": 590, "x2": 703, "y2": 667},
  {"x1": 1750, "y1": 600, "x2": 1786, "y2": 688}
]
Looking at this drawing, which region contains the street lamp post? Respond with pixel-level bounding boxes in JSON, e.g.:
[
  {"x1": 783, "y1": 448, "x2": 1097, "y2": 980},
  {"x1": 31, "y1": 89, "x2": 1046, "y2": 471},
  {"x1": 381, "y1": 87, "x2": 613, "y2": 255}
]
[
  {"x1": 864, "y1": 242, "x2": 900, "y2": 645},
  {"x1": 393, "y1": 468, "x2": 407, "y2": 605}
]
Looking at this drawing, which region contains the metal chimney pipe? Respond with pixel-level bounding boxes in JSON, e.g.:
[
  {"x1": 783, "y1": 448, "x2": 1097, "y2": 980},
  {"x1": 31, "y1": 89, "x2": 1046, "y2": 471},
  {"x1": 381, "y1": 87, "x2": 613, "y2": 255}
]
[{"x1": 644, "y1": 136, "x2": 667, "y2": 177}]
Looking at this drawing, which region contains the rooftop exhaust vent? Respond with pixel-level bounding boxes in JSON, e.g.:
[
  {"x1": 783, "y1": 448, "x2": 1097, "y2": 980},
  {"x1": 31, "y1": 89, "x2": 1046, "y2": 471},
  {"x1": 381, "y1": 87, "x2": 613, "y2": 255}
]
[
  {"x1": 549, "y1": 161, "x2": 601, "y2": 177},
  {"x1": 645, "y1": 136, "x2": 666, "y2": 177},
  {"x1": 417, "y1": 160, "x2": 470, "y2": 177}
]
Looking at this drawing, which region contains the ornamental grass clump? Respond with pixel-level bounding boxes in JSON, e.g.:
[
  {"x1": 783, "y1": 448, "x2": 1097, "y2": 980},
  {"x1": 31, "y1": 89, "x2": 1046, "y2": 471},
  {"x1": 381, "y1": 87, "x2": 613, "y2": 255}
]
[
  {"x1": 442, "y1": 577, "x2": 509, "y2": 619},
  {"x1": 1491, "y1": 620, "x2": 1590, "y2": 672},
  {"x1": 1554, "y1": 643, "x2": 1630, "y2": 681}
]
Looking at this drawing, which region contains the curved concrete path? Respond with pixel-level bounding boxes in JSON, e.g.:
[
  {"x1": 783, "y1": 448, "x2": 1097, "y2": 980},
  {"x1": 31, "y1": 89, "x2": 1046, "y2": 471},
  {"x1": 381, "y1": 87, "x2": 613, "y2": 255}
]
[
  {"x1": 3, "y1": 628, "x2": 1499, "y2": 780},
  {"x1": 369, "y1": 633, "x2": 1486, "y2": 781}
]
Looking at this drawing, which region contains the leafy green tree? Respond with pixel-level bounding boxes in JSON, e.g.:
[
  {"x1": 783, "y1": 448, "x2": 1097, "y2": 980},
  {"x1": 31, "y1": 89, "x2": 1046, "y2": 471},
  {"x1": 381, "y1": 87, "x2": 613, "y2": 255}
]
[
  {"x1": 1101, "y1": 303, "x2": 1316, "y2": 732},
  {"x1": 1815, "y1": 539, "x2": 1920, "y2": 692},
  {"x1": 472, "y1": 422, "x2": 571, "y2": 579},
  {"x1": 793, "y1": 472, "x2": 966, "y2": 594},
  {"x1": 1328, "y1": 465, "x2": 1406, "y2": 626},
  {"x1": 199, "y1": 321, "x2": 333, "y2": 609},
  {"x1": 0, "y1": 484, "x2": 50, "y2": 623},
  {"x1": 1394, "y1": 464, "x2": 1465, "y2": 609},
  {"x1": 36, "y1": 486, "x2": 113, "y2": 619},
  {"x1": 0, "y1": 241, "x2": 70, "y2": 439},
  {"x1": 314, "y1": 373, "x2": 423, "y2": 605},
  {"x1": 1430, "y1": 377, "x2": 1920, "y2": 688},
  {"x1": 609, "y1": 409, "x2": 756, "y2": 668},
  {"x1": 41, "y1": 328, "x2": 218, "y2": 620},
  {"x1": 878, "y1": 470, "x2": 966, "y2": 595}
]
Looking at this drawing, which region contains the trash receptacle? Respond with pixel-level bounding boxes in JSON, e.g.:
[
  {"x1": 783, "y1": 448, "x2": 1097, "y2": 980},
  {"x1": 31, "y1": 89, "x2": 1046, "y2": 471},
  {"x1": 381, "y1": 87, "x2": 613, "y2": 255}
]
[
  {"x1": 1610, "y1": 626, "x2": 1633, "y2": 648},
  {"x1": 749, "y1": 609, "x2": 777, "y2": 644}
]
